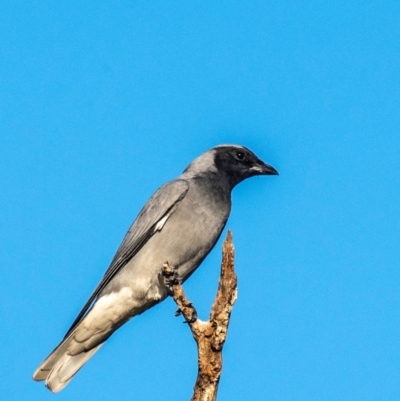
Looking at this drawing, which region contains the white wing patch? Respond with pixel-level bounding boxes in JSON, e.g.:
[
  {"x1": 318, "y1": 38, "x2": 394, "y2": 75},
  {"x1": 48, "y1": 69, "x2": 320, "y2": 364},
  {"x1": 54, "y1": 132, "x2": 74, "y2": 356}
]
[{"x1": 154, "y1": 213, "x2": 170, "y2": 232}]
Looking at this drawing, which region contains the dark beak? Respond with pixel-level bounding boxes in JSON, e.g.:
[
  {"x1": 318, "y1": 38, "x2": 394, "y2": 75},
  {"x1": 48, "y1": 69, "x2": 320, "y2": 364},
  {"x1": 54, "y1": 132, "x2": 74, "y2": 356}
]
[{"x1": 251, "y1": 160, "x2": 279, "y2": 175}]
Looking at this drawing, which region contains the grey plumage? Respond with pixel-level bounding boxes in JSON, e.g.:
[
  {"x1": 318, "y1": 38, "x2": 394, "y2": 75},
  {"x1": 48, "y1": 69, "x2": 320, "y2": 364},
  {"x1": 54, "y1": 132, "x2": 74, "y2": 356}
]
[{"x1": 33, "y1": 144, "x2": 278, "y2": 392}]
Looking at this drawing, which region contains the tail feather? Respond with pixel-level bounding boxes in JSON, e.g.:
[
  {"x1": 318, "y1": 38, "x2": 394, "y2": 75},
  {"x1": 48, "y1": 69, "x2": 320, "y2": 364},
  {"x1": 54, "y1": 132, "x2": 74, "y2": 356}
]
[
  {"x1": 33, "y1": 332, "x2": 75, "y2": 382},
  {"x1": 33, "y1": 285, "x2": 138, "y2": 391},
  {"x1": 33, "y1": 330, "x2": 102, "y2": 393},
  {"x1": 45, "y1": 345, "x2": 102, "y2": 393}
]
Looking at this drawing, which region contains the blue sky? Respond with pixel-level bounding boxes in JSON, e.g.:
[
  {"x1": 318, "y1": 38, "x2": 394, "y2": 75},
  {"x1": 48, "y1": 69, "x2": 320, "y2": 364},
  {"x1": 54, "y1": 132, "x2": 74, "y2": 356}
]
[{"x1": 1, "y1": 1, "x2": 400, "y2": 400}]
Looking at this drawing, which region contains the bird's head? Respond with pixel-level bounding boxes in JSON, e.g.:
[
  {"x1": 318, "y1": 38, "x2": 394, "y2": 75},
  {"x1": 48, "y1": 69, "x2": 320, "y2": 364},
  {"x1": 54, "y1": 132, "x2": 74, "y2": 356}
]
[{"x1": 182, "y1": 144, "x2": 278, "y2": 188}]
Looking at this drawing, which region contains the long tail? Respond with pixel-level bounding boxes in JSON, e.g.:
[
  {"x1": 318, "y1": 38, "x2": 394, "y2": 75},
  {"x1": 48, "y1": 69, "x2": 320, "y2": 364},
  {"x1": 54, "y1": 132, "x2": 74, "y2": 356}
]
[
  {"x1": 33, "y1": 285, "x2": 141, "y2": 391},
  {"x1": 32, "y1": 331, "x2": 102, "y2": 393}
]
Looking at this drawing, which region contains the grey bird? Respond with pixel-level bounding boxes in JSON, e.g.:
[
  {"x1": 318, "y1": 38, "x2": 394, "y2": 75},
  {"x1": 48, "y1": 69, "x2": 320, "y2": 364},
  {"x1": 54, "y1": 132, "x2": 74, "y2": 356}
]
[{"x1": 33, "y1": 144, "x2": 278, "y2": 392}]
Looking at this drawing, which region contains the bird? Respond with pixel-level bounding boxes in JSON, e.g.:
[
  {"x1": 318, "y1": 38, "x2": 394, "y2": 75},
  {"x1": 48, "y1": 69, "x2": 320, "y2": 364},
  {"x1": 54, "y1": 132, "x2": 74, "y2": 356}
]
[{"x1": 33, "y1": 144, "x2": 278, "y2": 392}]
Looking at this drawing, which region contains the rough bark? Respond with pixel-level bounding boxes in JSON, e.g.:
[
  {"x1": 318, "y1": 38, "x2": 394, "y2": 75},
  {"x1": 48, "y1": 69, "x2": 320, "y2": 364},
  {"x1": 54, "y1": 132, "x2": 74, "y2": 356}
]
[{"x1": 162, "y1": 231, "x2": 237, "y2": 401}]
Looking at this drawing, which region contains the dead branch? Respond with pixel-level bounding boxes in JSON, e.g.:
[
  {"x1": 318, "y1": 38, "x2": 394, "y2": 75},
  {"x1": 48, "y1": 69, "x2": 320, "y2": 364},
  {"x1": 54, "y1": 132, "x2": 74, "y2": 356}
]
[{"x1": 163, "y1": 230, "x2": 237, "y2": 401}]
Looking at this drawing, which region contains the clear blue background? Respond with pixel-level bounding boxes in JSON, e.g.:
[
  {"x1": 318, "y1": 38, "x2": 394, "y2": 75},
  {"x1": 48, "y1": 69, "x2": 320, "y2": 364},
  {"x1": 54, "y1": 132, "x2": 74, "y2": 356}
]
[{"x1": 1, "y1": 1, "x2": 399, "y2": 400}]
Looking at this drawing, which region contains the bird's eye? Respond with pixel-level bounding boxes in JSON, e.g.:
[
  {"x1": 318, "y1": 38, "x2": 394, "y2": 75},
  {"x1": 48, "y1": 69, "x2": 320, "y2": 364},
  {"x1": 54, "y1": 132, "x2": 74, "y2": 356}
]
[{"x1": 235, "y1": 151, "x2": 245, "y2": 160}]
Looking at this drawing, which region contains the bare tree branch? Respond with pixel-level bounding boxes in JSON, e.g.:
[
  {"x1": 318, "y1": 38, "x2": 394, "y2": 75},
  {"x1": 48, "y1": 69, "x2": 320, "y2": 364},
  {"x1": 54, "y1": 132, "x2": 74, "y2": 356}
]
[{"x1": 163, "y1": 230, "x2": 237, "y2": 401}]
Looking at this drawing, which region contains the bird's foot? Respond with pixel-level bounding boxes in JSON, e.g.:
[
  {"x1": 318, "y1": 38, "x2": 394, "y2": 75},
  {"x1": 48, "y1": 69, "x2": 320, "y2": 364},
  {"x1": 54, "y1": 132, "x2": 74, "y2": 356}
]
[
  {"x1": 185, "y1": 307, "x2": 198, "y2": 323},
  {"x1": 175, "y1": 305, "x2": 197, "y2": 323},
  {"x1": 162, "y1": 263, "x2": 181, "y2": 292}
]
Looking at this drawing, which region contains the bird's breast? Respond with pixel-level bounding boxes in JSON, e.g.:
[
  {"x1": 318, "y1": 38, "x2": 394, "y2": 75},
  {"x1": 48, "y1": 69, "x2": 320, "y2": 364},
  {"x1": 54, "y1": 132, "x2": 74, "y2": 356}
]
[{"x1": 158, "y1": 182, "x2": 231, "y2": 279}]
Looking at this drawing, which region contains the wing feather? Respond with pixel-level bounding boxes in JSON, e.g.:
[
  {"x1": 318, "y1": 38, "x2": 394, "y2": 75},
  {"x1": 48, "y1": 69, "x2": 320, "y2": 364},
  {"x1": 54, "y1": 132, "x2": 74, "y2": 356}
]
[{"x1": 64, "y1": 179, "x2": 189, "y2": 337}]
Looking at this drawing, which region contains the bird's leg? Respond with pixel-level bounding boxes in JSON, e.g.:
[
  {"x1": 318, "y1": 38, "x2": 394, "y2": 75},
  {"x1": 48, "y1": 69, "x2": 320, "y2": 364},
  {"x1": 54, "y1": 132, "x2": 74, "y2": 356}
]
[
  {"x1": 161, "y1": 262, "x2": 181, "y2": 294},
  {"x1": 174, "y1": 303, "x2": 198, "y2": 323},
  {"x1": 162, "y1": 262, "x2": 198, "y2": 324},
  {"x1": 184, "y1": 306, "x2": 198, "y2": 323}
]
